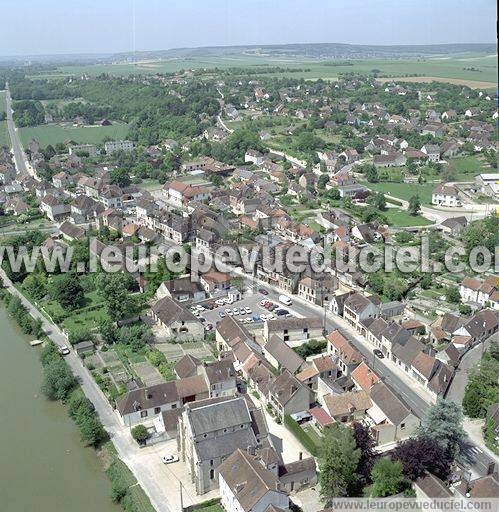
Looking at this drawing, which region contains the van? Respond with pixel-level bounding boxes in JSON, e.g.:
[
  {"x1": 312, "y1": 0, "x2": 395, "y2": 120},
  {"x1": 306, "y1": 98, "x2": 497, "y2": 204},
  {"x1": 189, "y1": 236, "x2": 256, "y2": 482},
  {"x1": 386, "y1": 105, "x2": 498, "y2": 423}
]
[{"x1": 279, "y1": 294, "x2": 292, "y2": 306}]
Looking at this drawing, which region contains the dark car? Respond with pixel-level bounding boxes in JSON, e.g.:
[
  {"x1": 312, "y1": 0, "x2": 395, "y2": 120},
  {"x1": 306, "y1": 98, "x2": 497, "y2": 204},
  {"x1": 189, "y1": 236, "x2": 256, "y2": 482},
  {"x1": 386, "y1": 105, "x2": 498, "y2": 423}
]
[
  {"x1": 373, "y1": 349, "x2": 384, "y2": 358},
  {"x1": 259, "y1": 288, "x2": 269, "y2": 295},
  {"x1": 276, "y1": 309, "x2": 289, "y2": 316}
]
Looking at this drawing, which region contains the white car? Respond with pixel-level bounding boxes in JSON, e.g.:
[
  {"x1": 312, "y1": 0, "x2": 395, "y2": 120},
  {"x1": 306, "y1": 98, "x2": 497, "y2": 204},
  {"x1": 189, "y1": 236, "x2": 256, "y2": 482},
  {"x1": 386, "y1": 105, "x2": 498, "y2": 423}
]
[
  {"x1": 232, "y1": 308, "x2": 239, "y2": 315},
  {"x1": 260, "y1": 300, "x2": 267, "y2": 306},
  {"x1": 225, "y1": 309, "x2": 233, "y2": 316},
  {"x1": 59, "y1": 346, "x2": 70, "y2": 356},
  {"x1": 215, "y1": 299, "x2": 225, "y2": 306},
  {"x1": 161, "y1": 454, "x2": 179, "y2": 464},
  {"x1": 244, "y1": 307, "x2": 252, "y2": 314}
]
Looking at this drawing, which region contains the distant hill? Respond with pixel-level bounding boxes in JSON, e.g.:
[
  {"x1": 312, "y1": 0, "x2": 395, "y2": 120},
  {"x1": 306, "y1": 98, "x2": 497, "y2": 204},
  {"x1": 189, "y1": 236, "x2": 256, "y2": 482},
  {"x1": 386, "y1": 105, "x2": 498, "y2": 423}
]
[
  {"x1": 112, "y1": 42, "x2": 496, "y2": 61},
  {"x1": 1, "y1": 42, "x2": 495, "y2": 66}
]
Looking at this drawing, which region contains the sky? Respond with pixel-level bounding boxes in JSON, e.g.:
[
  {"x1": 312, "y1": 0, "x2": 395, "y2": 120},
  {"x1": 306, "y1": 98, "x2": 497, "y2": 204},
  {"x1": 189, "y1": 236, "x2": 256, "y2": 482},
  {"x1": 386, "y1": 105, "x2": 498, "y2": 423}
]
[{"x1": 0, "y1": 0, "x2": 496, "y2": 56}]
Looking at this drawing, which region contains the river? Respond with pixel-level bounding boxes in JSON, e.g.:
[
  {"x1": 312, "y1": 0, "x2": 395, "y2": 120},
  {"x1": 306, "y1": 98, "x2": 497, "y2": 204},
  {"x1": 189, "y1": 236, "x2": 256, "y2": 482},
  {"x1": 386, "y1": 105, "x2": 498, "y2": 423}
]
[{"x1": 0, "y1": 305, "x2": 119, "y2": 512}]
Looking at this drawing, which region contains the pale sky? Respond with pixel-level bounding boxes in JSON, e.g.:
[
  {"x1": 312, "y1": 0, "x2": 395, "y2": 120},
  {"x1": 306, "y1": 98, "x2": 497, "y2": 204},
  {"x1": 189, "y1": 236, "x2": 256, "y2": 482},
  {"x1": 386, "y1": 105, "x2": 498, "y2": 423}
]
[{"x1": 0, "y1": 0, "x2": 496, "y2": 56}]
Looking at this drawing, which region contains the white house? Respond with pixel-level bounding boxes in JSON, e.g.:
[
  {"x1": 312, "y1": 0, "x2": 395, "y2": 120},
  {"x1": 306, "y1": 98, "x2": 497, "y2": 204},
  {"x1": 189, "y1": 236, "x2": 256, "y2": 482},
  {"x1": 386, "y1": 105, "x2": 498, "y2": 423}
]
[
  {"x1": 218, "y1": 449, "x2": 289, "y2": 512},
  {"x1": 431, "y1": 184, "x2": 460, "y2": 207}
]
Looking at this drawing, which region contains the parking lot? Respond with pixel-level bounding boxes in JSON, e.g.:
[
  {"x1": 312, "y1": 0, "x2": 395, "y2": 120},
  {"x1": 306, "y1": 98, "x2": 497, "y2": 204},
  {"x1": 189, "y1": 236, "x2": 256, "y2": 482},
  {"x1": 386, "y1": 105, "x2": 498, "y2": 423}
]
[{"x1": 193, "y1": 287, "x2": 297, "y2": 330}]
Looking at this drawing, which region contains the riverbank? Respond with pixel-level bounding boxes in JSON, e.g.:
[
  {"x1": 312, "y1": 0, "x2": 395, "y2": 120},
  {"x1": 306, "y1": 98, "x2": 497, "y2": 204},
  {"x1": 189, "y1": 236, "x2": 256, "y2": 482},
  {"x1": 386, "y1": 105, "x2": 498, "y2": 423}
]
[
  {"x1": 0, "y1": 304, "x2": 120, "y2": 512},
  {"x1": 0, "y1": 280, "x2": 158, "y2": 512}
]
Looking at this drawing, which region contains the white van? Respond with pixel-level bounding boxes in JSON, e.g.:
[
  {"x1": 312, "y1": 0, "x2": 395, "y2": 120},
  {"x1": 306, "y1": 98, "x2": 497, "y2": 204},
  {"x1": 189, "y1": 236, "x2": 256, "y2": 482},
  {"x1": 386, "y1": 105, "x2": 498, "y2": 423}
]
[{"x1": 279, "y1": 294, "x2": 292, "y2": 306}]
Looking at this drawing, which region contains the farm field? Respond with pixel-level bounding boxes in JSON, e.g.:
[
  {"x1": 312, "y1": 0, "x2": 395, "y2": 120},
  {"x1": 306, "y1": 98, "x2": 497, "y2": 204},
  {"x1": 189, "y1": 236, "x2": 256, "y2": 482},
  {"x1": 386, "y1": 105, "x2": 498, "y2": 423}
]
[
  {"x1": 33, "y1": 53, "x2": 498, "y2": 87},
  {"x1": 365, "y1": 181, "x2": 436, "y2": 205},
  {"x1": 19, "y1": 122, "x2": 129, "y2": 148}
]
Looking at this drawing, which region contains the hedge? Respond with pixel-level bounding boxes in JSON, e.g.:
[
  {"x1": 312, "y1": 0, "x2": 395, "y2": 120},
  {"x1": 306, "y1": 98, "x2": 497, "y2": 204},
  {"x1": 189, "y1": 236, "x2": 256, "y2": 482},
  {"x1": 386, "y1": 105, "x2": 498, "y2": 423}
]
[{"x1": 284, "y1": 414, "x2": 318, "y2": 457}]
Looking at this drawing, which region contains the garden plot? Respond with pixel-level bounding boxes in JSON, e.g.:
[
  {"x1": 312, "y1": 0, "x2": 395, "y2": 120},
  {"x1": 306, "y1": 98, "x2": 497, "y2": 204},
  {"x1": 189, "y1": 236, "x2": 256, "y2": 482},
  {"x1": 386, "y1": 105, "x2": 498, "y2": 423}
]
[
  {"x1": 156, "y1": 343, "x2": 184, "y2": 361},
  {"x1": 108, "y1": 363, "x2": 130, "y2": 384},
  {"x1": 132, "y1": 361, "x2": 165, "y2": 387}
]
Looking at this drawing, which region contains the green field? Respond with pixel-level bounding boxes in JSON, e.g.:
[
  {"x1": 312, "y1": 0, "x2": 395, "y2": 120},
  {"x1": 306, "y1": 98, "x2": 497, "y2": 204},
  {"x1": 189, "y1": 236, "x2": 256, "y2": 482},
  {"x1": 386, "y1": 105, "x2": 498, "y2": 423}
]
[
  {"x1": 19, "y1": 123, "x2": 129, "y2": 148},
  {"x1": 0, "y1": 121, "x2": 9, "y2": 147},
  {"x1": 365, "y1": 181, "x2": 436, "y2": 205},
  {"x1": 451, "y1": 155, "x2": 491, "y2": 180},
  {"x1": 32, "y1": 53, "x2": 498, "y2": 87},
  {"x1": 383, "y1": 208, "x2": 434, "y2": 227},
  {"x1": 0, "y1": 90, "x2": 6, "y2": 113},
  {"x1": 0, "y1": 92, "x2": 8, "y2": 147}
]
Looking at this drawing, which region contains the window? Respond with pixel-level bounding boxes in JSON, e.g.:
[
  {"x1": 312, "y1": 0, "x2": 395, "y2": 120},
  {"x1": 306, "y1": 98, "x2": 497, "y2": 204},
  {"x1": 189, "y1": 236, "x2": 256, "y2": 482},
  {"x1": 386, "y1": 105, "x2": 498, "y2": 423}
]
[
  {"x1": 171, "y1": 404, "x2": 177, "y2": 409},
  {"x1": 140, "y1": 411, "x2": 148, "y2": 418},
  {"x1": 400, "y1": 423, "x2": 405, "y2": 429},
  {"x1": 210, "y1": 459, "x2": 214, "y2": 466},
  {"x1": 154, "y1": 407, "x2": 161, "y2": 414},
  {"x1": 209, "y1": 469, "x2": 215, "y2": 480}
]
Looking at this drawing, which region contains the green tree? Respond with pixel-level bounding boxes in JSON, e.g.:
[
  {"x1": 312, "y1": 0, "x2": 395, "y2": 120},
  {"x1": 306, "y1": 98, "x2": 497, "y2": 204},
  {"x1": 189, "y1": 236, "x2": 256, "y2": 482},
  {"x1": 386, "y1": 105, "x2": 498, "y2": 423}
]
[
  {"x1": 318, "y1": 174, "x2": 329, "y2": 190},
  {"x1": 131, "y1": 424, "x2": 150, "y2": 444},
  {"x1": 319, "y1": 423, "x2": 360, "y2": 503},
  {"x1": 41, "y1": 359, "x2": 78, "y2": 401},
  {"x1": 370, "y1": 459, "x2": 407, "y2": 497},
  {"x1": 408, "y1": 195, "x2": 421, "y2": 215},
  {"x1": 418, "y1": 400, "x2": 466, "y2": 458},
  {"x1": 49, "y1": 272, "x2": 84, "y2": 310},
  {"x1": 95, "y1": 273, "x2": 136, "y2": 322},
  {"x1": 79, "y1": 414, "x2": 107, "y2": 447},
  {"x1": 445, "y1": 286, "x2": 461, "y2": 303},
  {"x1": 22, "y1": 273, "x2": 47, "y2": 300},
  {"x1": 371, "y1": 192, "x2": 387, "y2": 211},
  {"x1": 463, "y1": 344, "x2": 499, "y2": 418},
  {"x1": 361, "y1": 164, "x2": 379, "y2": 183}
]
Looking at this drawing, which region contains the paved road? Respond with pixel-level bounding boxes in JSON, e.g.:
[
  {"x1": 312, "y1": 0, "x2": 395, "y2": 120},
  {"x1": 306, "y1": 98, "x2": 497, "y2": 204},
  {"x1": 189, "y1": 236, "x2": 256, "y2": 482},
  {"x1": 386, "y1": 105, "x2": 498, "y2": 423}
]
[{"x1": 5, "y1": 85, "x2": 38, "y2": 180}]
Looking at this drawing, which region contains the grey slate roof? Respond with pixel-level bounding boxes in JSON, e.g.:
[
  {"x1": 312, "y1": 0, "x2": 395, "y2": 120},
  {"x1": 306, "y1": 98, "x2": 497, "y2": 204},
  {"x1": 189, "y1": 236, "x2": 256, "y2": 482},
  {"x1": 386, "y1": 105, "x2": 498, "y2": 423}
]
[{"x1": 188, "y1": 397, "x2": 252, "y2": 437}]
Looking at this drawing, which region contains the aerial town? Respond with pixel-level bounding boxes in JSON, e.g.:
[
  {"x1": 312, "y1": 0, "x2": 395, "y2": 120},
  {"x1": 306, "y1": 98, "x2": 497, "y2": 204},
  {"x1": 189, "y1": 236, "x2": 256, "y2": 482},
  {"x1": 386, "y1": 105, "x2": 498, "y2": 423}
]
[{"x1": 0, "y1": 30, "x2": 497, "y2": 512}]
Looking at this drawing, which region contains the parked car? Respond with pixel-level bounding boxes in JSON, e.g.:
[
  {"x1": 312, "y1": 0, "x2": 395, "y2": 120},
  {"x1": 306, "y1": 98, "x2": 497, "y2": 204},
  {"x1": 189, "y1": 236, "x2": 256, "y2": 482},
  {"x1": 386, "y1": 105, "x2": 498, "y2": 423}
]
[
  {"x1": 244, "y1": 307, "x2": 252, "y2": 314},
  {"x1": 219, "y1": 311, "x2": 226, "y2": 318},
  {"x1": 260, "y1": 300, "x2": 268, "y2": 306},
  {"x1": 373, "y1": 349, "x2": 384, "y2": 358},
  {"x1": 276, "y1": 309, "x2": 288, "y2": 316},
  {"x1": 161, "y1": 455, "x2": 179, "y2": 464},
  {"x1": 232, "y1": 308, "x2": 239, "y2": 315},
  {"x1": 259, "y1": 288, "x2": 269, "y2": 295},
  {"x1": 59, "y1": 346, "x2": 70, "y2": 356}
]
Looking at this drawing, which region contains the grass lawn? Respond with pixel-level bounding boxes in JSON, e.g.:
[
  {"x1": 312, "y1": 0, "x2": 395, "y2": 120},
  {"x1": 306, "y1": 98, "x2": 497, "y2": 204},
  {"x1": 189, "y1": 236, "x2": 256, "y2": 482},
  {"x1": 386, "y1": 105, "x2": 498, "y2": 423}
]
[
  {"x1": 137, "y1": 179, "x2": 163, "y2": 192},
  {"x1": 0, "y1": 90, "x2": 6, "y2": 113},
  {"x1": 451, "y1": 155, "x2": 490, "y2": 181},
  {"x1": 19, "y1": 122, "x2": 129, "y2": 148},
  {"x1": 191, "y1": 500, "x2": 223, "y2": 512},
  {"x1": 365, "y1": 181, "x2": 435, "y2": 205},
  {"x1": 302, "y1": 424, "x2": 323, "y2": 448},
  {"x1": 383, "y1": 208, "x2": 434, "y2": 227}
]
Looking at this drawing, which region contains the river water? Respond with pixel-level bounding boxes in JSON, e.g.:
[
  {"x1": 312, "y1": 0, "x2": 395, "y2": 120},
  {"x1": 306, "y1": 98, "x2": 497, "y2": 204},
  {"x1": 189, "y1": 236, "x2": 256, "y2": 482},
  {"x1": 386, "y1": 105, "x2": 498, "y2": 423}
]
[{"x1": 0, "y1": 306, "x2": 119, "y2": 512}]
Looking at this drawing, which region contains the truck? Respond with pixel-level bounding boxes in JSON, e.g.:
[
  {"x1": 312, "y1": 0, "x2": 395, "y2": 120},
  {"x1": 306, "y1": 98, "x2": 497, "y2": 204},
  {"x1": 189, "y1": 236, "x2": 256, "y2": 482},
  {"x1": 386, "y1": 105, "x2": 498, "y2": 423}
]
[{"x1": 279, "y1": 294, "x2": 292, "y2": 306}]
